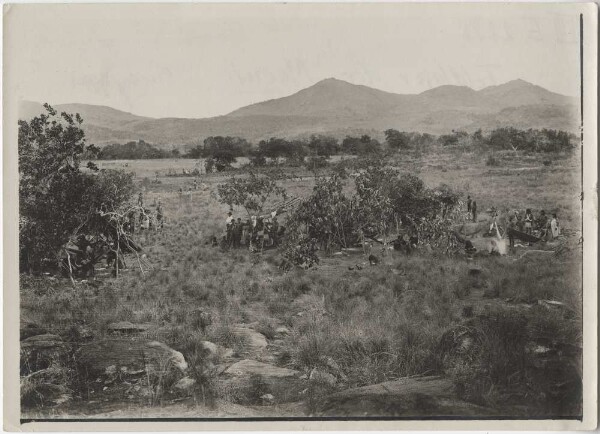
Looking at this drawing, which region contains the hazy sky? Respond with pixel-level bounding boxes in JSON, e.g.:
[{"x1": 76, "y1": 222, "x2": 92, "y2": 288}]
[{"x1": 6, "y1": 3, "x2": 581, "y2": 118}]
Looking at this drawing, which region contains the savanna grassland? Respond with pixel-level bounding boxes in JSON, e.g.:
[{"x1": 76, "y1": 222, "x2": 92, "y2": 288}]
[{"x1": 20, "y1": 147, "x2": 583, "y2": 419}]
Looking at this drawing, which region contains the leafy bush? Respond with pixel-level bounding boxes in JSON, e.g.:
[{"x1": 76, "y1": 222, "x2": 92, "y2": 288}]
[{"x1": 18, "y1": 104, "x2": 134, "y2": 272}]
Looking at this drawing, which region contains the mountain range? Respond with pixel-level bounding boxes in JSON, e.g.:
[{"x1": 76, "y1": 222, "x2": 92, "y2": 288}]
[{"x1": 19, "y1": 78, "x2": 579, "y2": 148}]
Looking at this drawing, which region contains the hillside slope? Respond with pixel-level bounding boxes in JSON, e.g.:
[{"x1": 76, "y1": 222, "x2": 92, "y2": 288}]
[{"x1": 18, "y1": 79, "x2": 578, "y2": 146}]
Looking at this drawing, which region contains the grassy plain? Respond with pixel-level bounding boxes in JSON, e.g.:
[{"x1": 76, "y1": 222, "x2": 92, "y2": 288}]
[{"x1": 21, "y1": 147, "x2": 583, "y2": 418}]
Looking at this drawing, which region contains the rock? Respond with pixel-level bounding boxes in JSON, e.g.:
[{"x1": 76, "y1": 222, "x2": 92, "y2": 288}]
[
  {"x1": 76, "y1": 339, "x2": 187, "y2": 382},
  {"x1": 107, "y1": 321, "x2": 151, "y2": 335},
  {"x1": 260, "y1": 393, "x2": 275, "y2": 404},
  {"x1": 538, "y1": 299, "x2": 566, "y2": 309},
  {"x1": 224, "y1": 360, "x2": 300, "y2": 378},
  {"x1": 316, "y1": 376, "x2": 497, "y2": 417},
  {"x1": 201, "y1": 341, "x2": 218, "y2": 354},
  {"x1": 275, "y1": 326, "x2": 290, "y2": 337},
  {"x1": 200, "y1": 341, "x2": 234, "y2": 359},
  {"x1": 173, "y1": 376, "x2": 196, "y2": 391},
  {"x1": 220, "y1": 360, "x2": 305, "y2": 405},
  {"x1": 309, "y1": 368, "x2": 337, "y2": 387},
  {"x1": 20, "y1": 323, "x2": 48, "y2": 341},
  {"x1": 468, "y1": 267, "x2": 483, "y2": 276},
  {"x1": 21, "y1": 334, "x2": 67, "y2": 374},
  {"x1": 232, "y1": 326, "x2": 268, "y2": 354},
  {"x1": 319, "y1": 356, "x2": 346, "y2": 380}
]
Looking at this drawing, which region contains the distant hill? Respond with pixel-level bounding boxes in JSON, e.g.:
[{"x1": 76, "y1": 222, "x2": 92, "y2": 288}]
[{"x1": 19, "y1": 78, "x2": 579, "y2": 147}]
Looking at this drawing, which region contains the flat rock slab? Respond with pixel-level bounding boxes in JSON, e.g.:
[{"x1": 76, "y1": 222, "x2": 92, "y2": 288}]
[
  {"x1": 316, "y1": 376, "x2": 497, "y2": 417},
  {"x1": 231, "y1": 326, "x2": 268, "y2": 354},
  {"x1": 76, "y1": 339, "x2": 188, "y2": 379},
  {"x1": 107, "y1": 321, "x2": 152, "y2": 334},
  {"x1": 220, "y1": 360, "x2": 305, "y2": 405},
  {"x1": 224, "y1": 360, "x2": 300, "y2": 378}
]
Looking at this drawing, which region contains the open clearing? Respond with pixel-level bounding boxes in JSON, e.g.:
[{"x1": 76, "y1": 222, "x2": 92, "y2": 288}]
[{"x1": 21, "y1": 148, "x2": 582, "y2": 419}]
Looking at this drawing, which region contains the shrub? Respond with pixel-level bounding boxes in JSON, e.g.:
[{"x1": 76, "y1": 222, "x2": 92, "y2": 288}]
[{"x1": 486, "y1": 155, "x2": 500, "y2": 166}]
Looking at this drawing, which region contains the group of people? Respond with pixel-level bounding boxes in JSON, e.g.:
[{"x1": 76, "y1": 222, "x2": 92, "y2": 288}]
[
  {"x1": 125, "y1": 193, "x2": 163, "y2": 233},
  {"x1": 506, "y1": 209, "x2": 560, "y2": 247},
  {"x1": 223, "y1": 211, "x2": 284, "y2": 251},
  {"x1": 466, "y1": 194, "x2": 562, "y2": 249}
]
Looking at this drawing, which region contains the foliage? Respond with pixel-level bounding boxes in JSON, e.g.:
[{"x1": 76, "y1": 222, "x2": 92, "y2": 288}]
[
  {"x1": 384, "y1": 129, "x2": 409, "y2": 149},
  {"x1": 307, "y1": 134, "x2": 339, "y2": 158},
  {"x1": 486, "y1": 127, "x2": 574, "y2": 153},
  {"x1": 217, "y1": 170, "x2": 288, "y2": 216},
  {"x1": 252, "y1": 138, "x2": 308, "y2": 166},
  {"x1": 93, "y1": 140, "x2": 177, "y2": 160},
  {"x1": 183, "y1": 136, "x2": 250, "y2": 171},
  {"x1": 341, "y1": 135, "x2": 382, "y2": 155},
  {"x1": 285, "y1": 163, "x2": 462, "y2": 256},
  {"x1": 286, "y1": 173, "x2": 361, "y2": 250},
  {"x1": 282, "y1": 234, "x2": 320, "y2": 269},
  {"x1": 18, "y1": 104, "x2": 134, "y2": 272},
  {"x1": 438, "y1": 130, "x2": 469, "y2": 147}
]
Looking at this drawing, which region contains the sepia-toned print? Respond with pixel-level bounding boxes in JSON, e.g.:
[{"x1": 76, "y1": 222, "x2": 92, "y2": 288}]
[{"x1": 4, "y1": 2, "x2": 597, "y2": 429}]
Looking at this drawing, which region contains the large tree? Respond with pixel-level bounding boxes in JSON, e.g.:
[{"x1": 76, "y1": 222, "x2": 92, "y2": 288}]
[{"x1": 19, "y1": 104, "x2": 134, "y2": 273}]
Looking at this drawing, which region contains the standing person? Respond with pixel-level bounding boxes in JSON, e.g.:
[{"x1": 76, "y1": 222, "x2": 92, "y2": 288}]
[
  {"x1": 516, "y1": 214, "x2": 524, "y2": 233},
  {"x1": 550, "y1": 213, "x2": 560, "y2": 239},
  {"x1": 234, "y1": 218, "x2": 243, "y2": 248},
  {"x1": 467, "y1": 195, "x2": 472, "y2": 213},
  {"x1": 256, "y1": 218, "x2": 265, "y2": 250},
  {"x1": 225, "y1": 212, "x2": 234, "y2": 247},
  {"x1": 489, "y1": 206, "x2": 498, "y2": 233},
  {"x1": 241, "y1": 219, "x2": 250, "y2": 247},
  {"x1": 156, "y1": 201, "x2": 164, "y2": 229},
  {"x1": 524, "y1": 209, "x2": 533, "y2": 235},
  {"x1": 507, "y1": 216, "x2": 516, "y2": 248},
  {"x1": 141, "y1": 212, "x2": 150, "y2": 230},
  {"x1": 537, "y1": 210, "x2": 548, "y2": 237},
  {"x1": 471, "y1": 201, "x2": 477, "y2": 222},
  {"x1": 137, "y1": 192, "x2": 144, "y2": 207},
  {"x1": 271, "y1": 217, "x2": 280, "y2": 247}
]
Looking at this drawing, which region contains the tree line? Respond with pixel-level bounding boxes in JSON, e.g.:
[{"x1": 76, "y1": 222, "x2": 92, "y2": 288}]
[
  {"x1": 87, "y1": 140, "x2": 180, "y2": 160},
  {"x1": 85, "y1": 127, "x2": 576, "y2": 169}
]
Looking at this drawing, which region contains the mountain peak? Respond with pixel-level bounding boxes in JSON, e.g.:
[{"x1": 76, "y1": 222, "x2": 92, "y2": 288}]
[{"x1": 311, "y1": 77, "x2": 355, "y2": 88}]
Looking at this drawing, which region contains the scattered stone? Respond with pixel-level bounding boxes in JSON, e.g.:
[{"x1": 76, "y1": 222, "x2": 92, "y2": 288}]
[
  {"x1": 309, "y1": 368, "x2": 337, "y2": 387},
  {"x1": 76, "y1": 339, "x2": 188, "y2": 382},
  {"x1": 107, "y1": 321, "x2": 151, "y2": 335},
  {"x1": 316, "y1": 376, "x2": 497, "y2": 417},
  {"x1": 224, "y1": 359, "x2": 300, "y2": 379},
  {"x1": 275, "y1": 326, "x2": 290, "y2": 337},
  {"x1": 200, "y1": 341, "x2": 218, "y2": 355},
  {"x1": 200, "y1": 341, "x2": 234, "y2": 359},
  {"x1": 260, "y1": 393, "x2": 275, "y2": 404},
  {"x1": 232, "y1": 326, "x2": 268, "y2": 354},
  {"x1": 173, "y1": 376, "x2": 196, "y2": 391}
]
